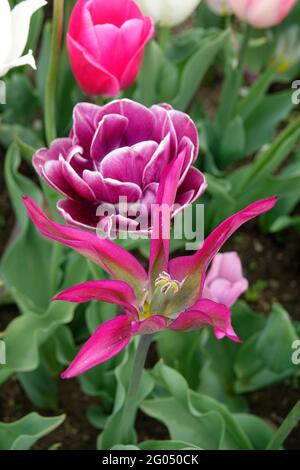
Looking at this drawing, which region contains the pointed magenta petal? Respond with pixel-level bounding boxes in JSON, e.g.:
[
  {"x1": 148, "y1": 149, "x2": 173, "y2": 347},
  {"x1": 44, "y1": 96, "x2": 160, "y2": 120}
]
[
  {"x1": 61, "y1": 315, "x2": 133, "y2": 378},
  {"x1": 132, "y1": 315, "x2": 168, "y2": 335},
  {"x1": 165, "y1": 198, "x2": 276, "y2": 317},
  {"x1": 169, "y1": 197, "x2": 278, "y2": 288},
  {"x1": 22, "y1": 196, "x2": 148, "y2": 298},
  {"x1": 169, "y1": 299, "x2": 241, "y2": 343},
  {"x1": 53, "y1": 280, "x2": 138, "y2": 315},
  {"x1": 149, "y1": 152, "x2": 186, "y2": 281}
]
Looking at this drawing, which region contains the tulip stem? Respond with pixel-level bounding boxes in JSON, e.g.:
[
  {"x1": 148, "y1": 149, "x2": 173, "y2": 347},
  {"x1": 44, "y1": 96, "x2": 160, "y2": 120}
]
[
  {"x1": 266, "y1": 399, "x2": 300, "y2": 450},
  {"x1": 45, "y1": 0, "x2": 64, "y2": 145},
  {"x1": 216, "y1": 23, "x2": 251, "y2": 130},
  {"x1": 119, "y1": 334, "x2": 154, "y2": 443},
  {"x1": 158, "y1": 26, "x2": 171, "y2": 51},
  {"x1": 237, "y1": 23, "x2": 251, "y2": 74}
]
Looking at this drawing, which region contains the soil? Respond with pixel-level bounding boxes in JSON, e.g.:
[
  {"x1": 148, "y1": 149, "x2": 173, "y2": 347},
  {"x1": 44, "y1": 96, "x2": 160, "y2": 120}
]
[{"x1": 228, "y1": 220, "x2": 300, "y2": 320}]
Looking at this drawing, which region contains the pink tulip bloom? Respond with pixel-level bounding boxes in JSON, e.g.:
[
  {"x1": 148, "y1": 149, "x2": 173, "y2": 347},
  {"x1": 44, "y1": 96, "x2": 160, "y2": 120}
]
[
  {"x1": 67, "y1": 0, "x2": 154, "y2": 96},
  {"x1": 23, "y1": 157, "x2": 277, "y2": 378},
  {"x1": 33, "y1": 99, "x2": 206, "y2": 234},
  {"x1": 203, "y1": 252, "x2": 248, "y2": 307},
  {"x1": 229, "y1": 0, "x2": 296, "y2": 29}
]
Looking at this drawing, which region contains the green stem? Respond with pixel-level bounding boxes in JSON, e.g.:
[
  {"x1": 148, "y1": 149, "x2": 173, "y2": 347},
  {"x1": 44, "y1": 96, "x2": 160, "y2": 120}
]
[
  {"x1": 45, "y1": 0, "x2": 64, "y2": 146},
  {"x1": 237, "y1": 24, "x2": 251, "y2": 74},
  {"x1": 266, "y1": 399, "x2": 300, "y2": 450},
  {"x1": 224, "y1": 15, "x2": 232, "y2": 72},
  {"x1": 216, "y1": 24, "x2": 251, "y2": 130},
  {"x1": 49, "y1": 244, "x2": 63, "y2": 295},
  {"x1": 119, "y1": 334, "x2": 154, "y2": 442},
  {"x1": 158, "y1": 26, "x2": 171, "y2": 51}
]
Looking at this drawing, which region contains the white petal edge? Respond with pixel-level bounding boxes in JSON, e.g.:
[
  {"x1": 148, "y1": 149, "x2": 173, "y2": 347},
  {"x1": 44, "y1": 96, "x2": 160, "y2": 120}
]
[
  {"x1": 9, "y1": 0, "x2": 47, "y2": 62},
  {"x1": 0, "y1": 49, "x2": 36, "y2": 78},
  {"x1": 0, "y1": 0, "x2": 13, "y2": 66}
]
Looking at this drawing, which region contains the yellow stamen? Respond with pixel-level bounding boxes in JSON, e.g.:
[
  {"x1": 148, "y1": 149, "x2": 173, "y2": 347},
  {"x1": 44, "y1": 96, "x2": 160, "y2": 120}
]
[{"x1": 139, "y1": 301, "x2": 152, "y2": 320}]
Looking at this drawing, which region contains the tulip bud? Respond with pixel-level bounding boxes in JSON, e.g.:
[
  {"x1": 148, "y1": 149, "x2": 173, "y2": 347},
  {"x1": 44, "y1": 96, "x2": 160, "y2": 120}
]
[
  {"x1": 203, "y1": 252, "x2": 248, "y2": 307},
  {"x1": 67, "y1": 0, "x2": 154, "y2": 97},
  {"x1": 229, "y1": 0, "x2": 296, "y2": 29},
  {"x1": 136, "y1": 0, "x2": 202, "y2": 27},
  {"x1": 0, "y1": 0, "x2": 47, "y2": 78}
]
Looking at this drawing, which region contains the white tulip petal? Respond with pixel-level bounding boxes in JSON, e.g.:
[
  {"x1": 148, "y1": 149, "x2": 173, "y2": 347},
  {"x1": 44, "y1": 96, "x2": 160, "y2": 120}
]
[
  {"x1": 0, "y1": 0, "x2": 12, "y2": 65},
  {"x1": 9, "y1": 0, "x2": 47, "y2": 62},
  {"x1": 137, "y1": 0, "x2": 166, "y2": 23},
  {"x1": 0, "y1": 49, "x2": 36, "y2": 77},
  {"x1": 165, "y1": 0, "x2": 202, "y2": 26},
  {"x1": 137, "y1": 0, "x2": 202, "y2": 27}
]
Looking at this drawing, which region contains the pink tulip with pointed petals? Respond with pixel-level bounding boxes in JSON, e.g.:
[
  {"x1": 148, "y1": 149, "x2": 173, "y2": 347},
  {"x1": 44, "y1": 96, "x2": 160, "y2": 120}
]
[
  {"x1": 203, "y1": 252, "x2": 248, "y2": 307},
  {"x1": 23, "y1": 166, "x2": 277, "y2": 378},
  {"x1": 67, "y1": 0, "x2": 154, "y2": 96}
]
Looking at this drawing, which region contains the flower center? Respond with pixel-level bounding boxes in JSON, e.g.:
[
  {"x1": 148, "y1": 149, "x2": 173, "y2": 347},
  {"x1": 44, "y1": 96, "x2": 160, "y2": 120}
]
[
  {"x1": 138, "y1": 273, "x2": 182, "y2": 320},
  {"x1": 154, "y1": 272, "x2": 181, "y2": 295}
]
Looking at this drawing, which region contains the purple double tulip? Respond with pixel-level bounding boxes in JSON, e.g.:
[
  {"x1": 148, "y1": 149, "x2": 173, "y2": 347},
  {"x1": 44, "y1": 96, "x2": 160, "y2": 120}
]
[{"x1": 33, "y1": 99, "x2": 206, "y2": 234}]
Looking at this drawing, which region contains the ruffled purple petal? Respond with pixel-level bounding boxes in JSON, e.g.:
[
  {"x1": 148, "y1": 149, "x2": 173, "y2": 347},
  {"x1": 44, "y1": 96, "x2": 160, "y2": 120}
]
[
  {"x1": 61, "y1": 158, "x2": 96, "y2": 201},
  {"x1": 90, "y1": 114, "x2": 128, "y2": 163},
  {"x1": 72, "y1": 102, "x2": 102, "y2": 155},
  {"x1": 33, "y1": 138, "x2": 72, "y2": 167},
  {"x1": 151, "y1": 105, "x2": 177, "y2": 156},
  {"x1": 41, "y1": 160, "x2": 80, "y2": 200},
  {"x1": 169, "y1": 109, "x2": 199, "y2": 161},
  {"x1": 57, "y1": 199, "x2": 100, "y2": 229},
  {"x1": 97, "y1": 99, "x2": 156, "y2": 146},
  {"x1": 174, "y1": 168, "x2": 207, "y2": 215},
  {"x1": 100, "y1": 142, "x2": 157, "y2": 186},
  {"x1": 142, "y1": 134, "x2": 171, "y2": 186},
  {"x1": 82, "y1": 169, "x2": 142, "y2": 203}
]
